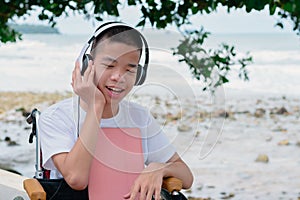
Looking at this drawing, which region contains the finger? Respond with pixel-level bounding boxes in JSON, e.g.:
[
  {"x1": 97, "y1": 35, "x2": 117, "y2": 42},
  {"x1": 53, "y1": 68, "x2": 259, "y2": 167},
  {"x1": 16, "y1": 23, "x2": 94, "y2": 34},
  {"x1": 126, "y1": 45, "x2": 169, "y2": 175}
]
[
  {"x1": 145, "y1": 187, "x2": 154, "y2": 200},
  {"x1": 87, "y1": 61, "x2": 95, "y2": 84},
  {"x1": 74, "y1": 61, "x2": 82, "y2": 84},
  {"x1": 123, "y1": 192, "x2": 130, "y2": 199},
  {"x1": 128, "y1": 186, "x2": 139, "y2": 200},
  {"x1": 72, "y1": 61, "x2": 78, "y2": 83},
  {"x1": 72, "y1": 62, "x2": 82, "y2": 92},
  {"x1": 154, "y1": 187, "x2": 161, "y2": 200},
  {"x1": 71, "y1": 69, "x2": 75, "y2": 87},
  {"x1": 75, "y1": 60, "x2": 80, "y2": 71},
  {"x1": 139, "y1": 186, "x2": 147, "y2": 200}
]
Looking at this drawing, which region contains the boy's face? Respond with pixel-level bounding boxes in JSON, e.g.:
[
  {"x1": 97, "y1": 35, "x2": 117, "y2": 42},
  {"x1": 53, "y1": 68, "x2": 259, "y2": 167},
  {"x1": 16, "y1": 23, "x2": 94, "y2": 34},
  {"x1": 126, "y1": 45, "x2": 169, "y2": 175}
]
[{"x1": 93, "y1": 41, "x2": 140, "y2": 105}]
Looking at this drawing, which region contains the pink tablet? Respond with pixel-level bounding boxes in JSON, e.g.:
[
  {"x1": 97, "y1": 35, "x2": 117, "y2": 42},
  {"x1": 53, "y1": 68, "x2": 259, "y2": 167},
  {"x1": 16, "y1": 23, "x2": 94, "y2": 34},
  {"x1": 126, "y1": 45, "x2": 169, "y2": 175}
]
[{"x1": 88, "y1": 128, "x2": 144, "y2": 199}]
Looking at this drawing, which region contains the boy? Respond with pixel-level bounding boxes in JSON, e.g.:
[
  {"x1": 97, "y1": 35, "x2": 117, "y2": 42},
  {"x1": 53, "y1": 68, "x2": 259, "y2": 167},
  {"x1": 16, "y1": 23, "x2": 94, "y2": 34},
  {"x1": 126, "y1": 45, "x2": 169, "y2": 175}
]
[{"x1": 39, "y1": 22, "x2": 193, "y2": 200}]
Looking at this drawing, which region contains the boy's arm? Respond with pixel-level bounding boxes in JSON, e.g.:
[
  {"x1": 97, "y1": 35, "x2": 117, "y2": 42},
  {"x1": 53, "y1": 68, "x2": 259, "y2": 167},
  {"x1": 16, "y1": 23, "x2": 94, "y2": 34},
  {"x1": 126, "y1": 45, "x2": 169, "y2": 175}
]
[
  {"x1": 52, "y1": 61, "x2": 105, "y2": 190},
  {"x1": 163, "y1": 152, "x2": 194, "y2": 189},
  {"x1": 52, "y1": 104, "x2": 103, "y2": 190}
]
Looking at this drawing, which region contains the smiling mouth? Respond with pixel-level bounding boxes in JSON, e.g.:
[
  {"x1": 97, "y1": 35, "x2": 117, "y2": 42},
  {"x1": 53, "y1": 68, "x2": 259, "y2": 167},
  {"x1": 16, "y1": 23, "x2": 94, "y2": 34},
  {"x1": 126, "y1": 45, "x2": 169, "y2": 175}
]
[{"x1": 106, "y1": 86, "x2": 125, "y2": 94}]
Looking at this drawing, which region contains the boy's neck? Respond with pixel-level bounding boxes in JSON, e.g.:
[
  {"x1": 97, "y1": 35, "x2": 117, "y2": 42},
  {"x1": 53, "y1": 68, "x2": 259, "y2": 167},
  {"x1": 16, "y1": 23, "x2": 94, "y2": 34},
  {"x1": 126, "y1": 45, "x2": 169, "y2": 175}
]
[{"x1": 102, "y1": 103, "x2": 119, "y2": 119}]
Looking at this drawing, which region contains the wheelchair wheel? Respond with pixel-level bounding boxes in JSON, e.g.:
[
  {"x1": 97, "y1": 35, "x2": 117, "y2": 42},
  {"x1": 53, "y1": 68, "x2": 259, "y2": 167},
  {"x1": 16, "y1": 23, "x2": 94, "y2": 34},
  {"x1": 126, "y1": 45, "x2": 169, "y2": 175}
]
[
  {"x1": 171, "y1": 192, "x2": 189, "y2": 200},
  {"x1": 159, "y1": 188, "x2": 172, "y2": 199},
  {"x1": 159, "y1": 188, "x2": 188, "y2": 200}
]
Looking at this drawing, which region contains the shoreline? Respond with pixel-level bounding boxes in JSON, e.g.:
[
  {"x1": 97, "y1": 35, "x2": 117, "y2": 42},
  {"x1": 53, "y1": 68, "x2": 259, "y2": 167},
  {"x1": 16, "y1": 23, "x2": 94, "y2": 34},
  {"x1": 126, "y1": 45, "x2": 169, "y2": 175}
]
[{"x1": 0, "y1": 91, "x2": 72, "y2": 116}]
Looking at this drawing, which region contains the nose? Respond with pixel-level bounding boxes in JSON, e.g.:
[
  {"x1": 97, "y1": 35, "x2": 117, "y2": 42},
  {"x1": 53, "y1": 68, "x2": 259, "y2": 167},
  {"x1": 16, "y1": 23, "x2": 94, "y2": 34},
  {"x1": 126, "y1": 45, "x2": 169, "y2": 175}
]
[{"x1": 110, "y1": 68, "x2": 125, "y2": 83}]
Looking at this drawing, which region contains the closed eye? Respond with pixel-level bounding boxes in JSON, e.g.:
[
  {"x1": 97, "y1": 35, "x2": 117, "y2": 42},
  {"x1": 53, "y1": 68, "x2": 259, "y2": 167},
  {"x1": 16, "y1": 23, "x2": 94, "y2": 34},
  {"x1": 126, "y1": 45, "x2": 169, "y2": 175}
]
[
  {"x1": 102, "y1": 63, "x2": 115, "y2": 68},
  {"x1": 127, "y1": 69, "x2": 137, "y2": 73},
  {"x1": 127, "y1": 64, "x2": 138, "y2": 73}
]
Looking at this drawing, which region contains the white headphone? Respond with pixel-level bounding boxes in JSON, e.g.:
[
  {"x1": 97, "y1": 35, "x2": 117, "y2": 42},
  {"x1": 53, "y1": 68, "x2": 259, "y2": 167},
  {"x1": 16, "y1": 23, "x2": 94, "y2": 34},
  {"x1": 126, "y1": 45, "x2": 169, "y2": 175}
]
[{"x1": 76, "y1": 22, "x2": 149, "y2": 85}]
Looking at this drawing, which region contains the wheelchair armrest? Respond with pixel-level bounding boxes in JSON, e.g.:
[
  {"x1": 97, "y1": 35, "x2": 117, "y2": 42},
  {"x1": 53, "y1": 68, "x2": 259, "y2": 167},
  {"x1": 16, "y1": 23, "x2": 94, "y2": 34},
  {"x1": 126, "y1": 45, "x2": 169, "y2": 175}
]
[
  {"x1": 22, "y1": 177, "x2": 182, "y2": 199},
  {"x1": 23, "y1": 178, "x2": 46, "y2": 200},
  {"x1": 162, "y1": 177, "x2": 183, "y2": 193}
]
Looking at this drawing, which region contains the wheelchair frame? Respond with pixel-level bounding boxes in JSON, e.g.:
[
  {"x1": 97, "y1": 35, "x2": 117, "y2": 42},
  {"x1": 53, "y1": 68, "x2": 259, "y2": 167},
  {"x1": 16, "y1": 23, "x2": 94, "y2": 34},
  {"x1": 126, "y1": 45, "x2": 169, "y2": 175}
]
[{"x1": 24, "y1": 108, "x2": 188, "y2": 200}]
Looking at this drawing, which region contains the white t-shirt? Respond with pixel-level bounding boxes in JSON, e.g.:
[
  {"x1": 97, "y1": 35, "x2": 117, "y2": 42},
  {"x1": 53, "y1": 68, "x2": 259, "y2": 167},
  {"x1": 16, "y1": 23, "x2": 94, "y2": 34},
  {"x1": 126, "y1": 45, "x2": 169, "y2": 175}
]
[{"x1": 39, "y1": 97, "x2": 175, "y2": 179}]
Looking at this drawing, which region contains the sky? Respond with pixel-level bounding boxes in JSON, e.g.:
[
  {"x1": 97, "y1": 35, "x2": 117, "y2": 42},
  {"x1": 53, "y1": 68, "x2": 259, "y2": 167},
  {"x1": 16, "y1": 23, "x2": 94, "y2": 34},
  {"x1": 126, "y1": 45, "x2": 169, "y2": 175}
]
[{"x1": 14, "y1": 3, "x2": 294, "y2": 35}]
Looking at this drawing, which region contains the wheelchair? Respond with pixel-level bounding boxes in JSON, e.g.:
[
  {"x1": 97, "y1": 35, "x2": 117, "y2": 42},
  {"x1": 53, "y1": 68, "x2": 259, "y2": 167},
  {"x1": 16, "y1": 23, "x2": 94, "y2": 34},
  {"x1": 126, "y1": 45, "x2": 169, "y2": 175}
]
[{"x1": 23, "y1": 109, "x2": 188, "y2": 200}]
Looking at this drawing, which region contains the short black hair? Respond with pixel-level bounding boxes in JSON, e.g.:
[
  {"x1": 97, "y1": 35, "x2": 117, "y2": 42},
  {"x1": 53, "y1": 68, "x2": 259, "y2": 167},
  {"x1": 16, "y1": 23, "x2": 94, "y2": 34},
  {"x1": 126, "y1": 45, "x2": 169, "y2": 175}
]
[{"x1": 91, "y1": 25, "x2": 143, "y2": 57}]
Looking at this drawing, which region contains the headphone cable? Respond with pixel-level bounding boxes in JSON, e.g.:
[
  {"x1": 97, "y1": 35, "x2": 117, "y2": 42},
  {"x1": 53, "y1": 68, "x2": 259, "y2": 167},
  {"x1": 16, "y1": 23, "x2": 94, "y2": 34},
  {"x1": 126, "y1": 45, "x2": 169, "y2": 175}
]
[{"x1": 77, "y1": 95, "x2": 80, "y2": 138}]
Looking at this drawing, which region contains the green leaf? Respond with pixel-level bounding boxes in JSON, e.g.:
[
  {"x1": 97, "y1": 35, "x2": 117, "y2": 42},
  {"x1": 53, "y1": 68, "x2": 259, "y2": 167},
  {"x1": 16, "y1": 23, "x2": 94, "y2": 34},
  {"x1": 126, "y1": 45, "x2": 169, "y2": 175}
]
[
  {"x1": 38, "y1": 13, "x2": 49, "y2": 20},
  {"x1": 220, "y1": 75, "x2": 229, "y2": 83},
  {"x1": 95, "y1": 16, "x2": 103, "y2": 21},
  {"x1": 127, "y1": 0, "x2": 136, "y2": 5},
  {"x1": 136, "y1": 19, "x2": 146, "y2": 27},
  {"x1": 276, "y1": 21, "x2": 284, "y2": 29},
  {"x1": 269, "y1": 1, "x2": 277, "y2": 15}
]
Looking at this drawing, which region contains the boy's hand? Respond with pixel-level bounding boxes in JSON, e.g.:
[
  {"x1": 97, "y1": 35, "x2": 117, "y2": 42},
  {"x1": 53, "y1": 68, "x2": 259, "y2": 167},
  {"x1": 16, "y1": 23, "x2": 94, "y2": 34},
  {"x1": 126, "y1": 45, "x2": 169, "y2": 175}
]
[
  {"x1": 72, "y1": 60, "x2": 106, "y2": 110},
  {"x1": 123, "y1": 163, "x2": 165, "y2": 200}
]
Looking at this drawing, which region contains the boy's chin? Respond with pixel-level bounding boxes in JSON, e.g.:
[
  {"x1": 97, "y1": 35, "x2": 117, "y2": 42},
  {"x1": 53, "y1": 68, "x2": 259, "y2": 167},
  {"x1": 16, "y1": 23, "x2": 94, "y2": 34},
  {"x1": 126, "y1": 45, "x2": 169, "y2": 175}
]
[{"x1": 105, "y1": 93, "x2": 125, "y2": 103}]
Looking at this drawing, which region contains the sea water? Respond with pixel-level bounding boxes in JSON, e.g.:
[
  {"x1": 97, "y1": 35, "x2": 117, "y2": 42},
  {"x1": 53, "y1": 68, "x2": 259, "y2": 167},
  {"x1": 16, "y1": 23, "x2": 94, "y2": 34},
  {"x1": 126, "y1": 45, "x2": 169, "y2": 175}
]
[{"x1": 0, "y1": 30, "x2": 299, "y2": 99}]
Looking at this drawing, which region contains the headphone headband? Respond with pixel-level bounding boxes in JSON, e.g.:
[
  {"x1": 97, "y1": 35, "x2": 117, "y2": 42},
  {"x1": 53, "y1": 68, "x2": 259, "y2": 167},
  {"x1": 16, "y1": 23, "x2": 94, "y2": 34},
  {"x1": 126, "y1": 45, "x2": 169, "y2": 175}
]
[
  {"x1": 93, "y1": 22, "x2": 130, "y2": 39},
  {"x1": 77, "y1": 22, "x2": 149, "y2": 85}
]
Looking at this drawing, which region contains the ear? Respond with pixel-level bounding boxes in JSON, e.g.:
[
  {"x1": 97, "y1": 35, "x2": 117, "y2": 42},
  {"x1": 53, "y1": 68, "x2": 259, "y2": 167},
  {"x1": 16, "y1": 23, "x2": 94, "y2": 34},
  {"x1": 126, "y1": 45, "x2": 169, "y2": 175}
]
[{"x1": 81, "y1": 54, "x2": 93, "y2": 76}]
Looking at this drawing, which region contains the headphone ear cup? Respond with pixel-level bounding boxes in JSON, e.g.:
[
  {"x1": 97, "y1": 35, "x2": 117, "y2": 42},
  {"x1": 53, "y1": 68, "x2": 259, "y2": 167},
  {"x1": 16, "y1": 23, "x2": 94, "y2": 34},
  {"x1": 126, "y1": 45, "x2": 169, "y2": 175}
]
[
  {"x1": 135, "y1": 64, "x2": 146, "y2": 85},
  {"x1": 81, "y1": 54, "x2": 93, "y2": 76}
]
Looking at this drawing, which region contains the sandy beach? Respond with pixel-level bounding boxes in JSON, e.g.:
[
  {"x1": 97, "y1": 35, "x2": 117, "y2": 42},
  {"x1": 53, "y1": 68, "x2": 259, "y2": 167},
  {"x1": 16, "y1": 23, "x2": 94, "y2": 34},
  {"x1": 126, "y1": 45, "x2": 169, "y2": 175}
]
[{"x1": 0, "y1": 91, "x2": 299, "y2": 200}]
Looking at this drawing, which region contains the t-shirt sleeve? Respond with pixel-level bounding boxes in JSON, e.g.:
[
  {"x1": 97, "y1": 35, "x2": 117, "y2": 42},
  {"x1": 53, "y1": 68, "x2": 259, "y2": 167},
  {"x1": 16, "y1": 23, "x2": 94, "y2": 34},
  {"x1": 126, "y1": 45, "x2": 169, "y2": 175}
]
[
  {"x1": 144, "y1": 114, "x2": 176, "y2": 165},
  {"x1": 39, "y1": 107, "x2": 76, "y2": 170}
]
